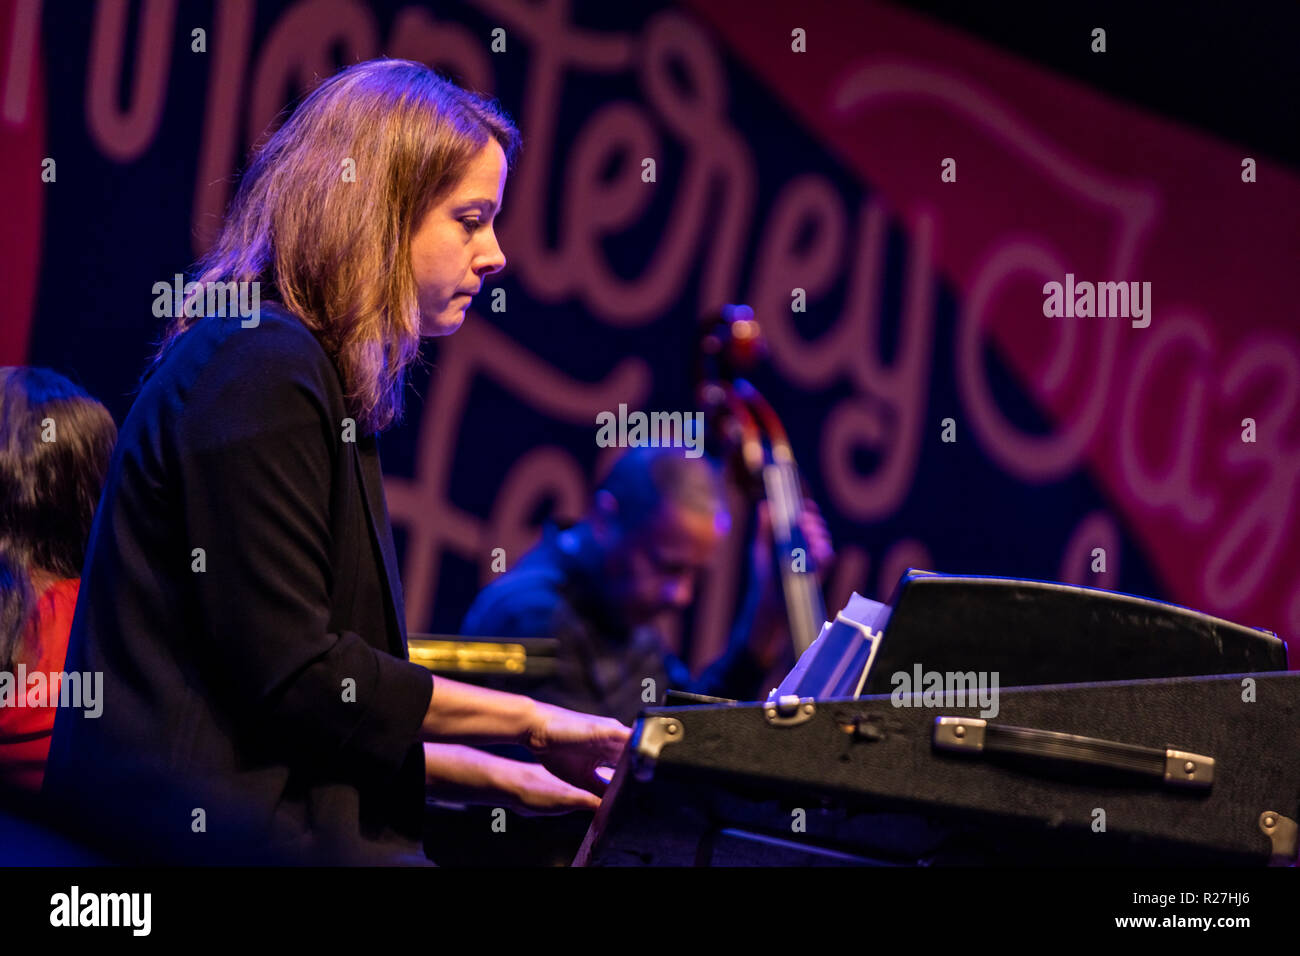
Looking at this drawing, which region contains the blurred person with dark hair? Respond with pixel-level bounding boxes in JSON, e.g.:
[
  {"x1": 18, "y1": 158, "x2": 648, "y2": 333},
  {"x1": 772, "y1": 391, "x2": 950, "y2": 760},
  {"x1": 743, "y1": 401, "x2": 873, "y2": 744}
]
[
  {"x1": 0, "y1": 368, "x2": 116, "y2": 794},
  {"x1": 42, "y1": 59, "x2": 627, "y2": 866},
  {"x1": 463, "y1": 445, "x2": 833, "y2": 726}
]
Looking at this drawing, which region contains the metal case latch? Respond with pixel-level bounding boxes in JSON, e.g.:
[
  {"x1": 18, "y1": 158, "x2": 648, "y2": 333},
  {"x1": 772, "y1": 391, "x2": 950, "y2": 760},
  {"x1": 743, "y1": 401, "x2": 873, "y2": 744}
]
[
  {"x1": 764, "y1": 695, "x2": 815, "y2": 727},
  {"x1": 1259, "y1": 811, "x2": 1298, "y2": 865},
  {"x1": 633, "y1": 716, "x2": 684, "y2": 781}
]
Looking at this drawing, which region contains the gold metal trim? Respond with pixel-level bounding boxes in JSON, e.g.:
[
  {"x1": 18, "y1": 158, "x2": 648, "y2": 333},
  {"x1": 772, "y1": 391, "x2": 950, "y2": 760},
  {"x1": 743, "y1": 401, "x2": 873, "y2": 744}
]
[
  {"x1": 763, "y1": 695, "x2": 816, "y2": 727},
  {"x1": 408, "y1": 639, "x2": 529, "y2": 674},
  {"x1": 1259, "y1": 811, "x2": 1298, "y2": 865},
  {"x1": 933, "y1": 716, "x2": 988, "y2": 752},
  {"x1": 1164, "y1": 749, "x2": 1215, "y2": 788}
]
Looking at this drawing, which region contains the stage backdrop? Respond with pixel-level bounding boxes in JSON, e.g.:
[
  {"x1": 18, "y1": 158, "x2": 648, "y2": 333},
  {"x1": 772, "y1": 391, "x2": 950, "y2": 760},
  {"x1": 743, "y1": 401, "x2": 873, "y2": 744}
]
[{"x1": 3, "y1": 0, "x2": 1297, "y2": 669}]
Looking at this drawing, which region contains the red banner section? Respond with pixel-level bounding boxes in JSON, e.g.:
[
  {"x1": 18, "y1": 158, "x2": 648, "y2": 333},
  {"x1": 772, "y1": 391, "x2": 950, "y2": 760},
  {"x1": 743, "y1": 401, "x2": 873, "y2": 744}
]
[
  {"x1": 0, "y1": 0, "x2": 45, "y2": 364},
  {"x1": 686, "y1": 0, "x2": 1300, "y2": 662}
]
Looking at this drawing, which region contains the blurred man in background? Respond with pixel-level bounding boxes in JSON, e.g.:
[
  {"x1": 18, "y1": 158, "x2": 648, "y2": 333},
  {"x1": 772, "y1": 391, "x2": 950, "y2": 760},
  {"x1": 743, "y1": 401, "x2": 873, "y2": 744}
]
[{"x1": 462, "y1": 445, "x2": 832, "y2": 724}]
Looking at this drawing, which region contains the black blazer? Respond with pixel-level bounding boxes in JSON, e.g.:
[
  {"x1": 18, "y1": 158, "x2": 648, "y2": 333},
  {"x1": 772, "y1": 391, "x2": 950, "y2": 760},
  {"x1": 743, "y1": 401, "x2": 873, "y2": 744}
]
[{"x1": 44, "y1": 304, "x2": 434, "y2": 864}]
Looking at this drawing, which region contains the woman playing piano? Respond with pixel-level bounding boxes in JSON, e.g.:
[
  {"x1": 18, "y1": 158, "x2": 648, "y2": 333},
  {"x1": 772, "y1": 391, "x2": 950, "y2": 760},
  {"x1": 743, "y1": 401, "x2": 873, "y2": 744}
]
[{"x1": 43, "y1": 59, "x2": 628, "y2": 865}]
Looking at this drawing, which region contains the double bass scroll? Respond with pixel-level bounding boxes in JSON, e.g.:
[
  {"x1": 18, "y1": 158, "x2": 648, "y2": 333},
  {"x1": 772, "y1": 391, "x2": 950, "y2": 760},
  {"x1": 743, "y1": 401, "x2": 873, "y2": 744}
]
[{"x1": 695, "y1": 305, "x2": 828, "y2": 657}]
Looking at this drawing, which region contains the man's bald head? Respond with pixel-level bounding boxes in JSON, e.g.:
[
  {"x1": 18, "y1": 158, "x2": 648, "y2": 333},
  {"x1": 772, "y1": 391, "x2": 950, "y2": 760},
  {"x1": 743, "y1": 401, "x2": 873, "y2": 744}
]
[
  {"x1": 594, "y1": 446, "x2": 728, "y2": 533},
  {"x1": 587, "y1": 447, "x2": 731, "y2": 625}
]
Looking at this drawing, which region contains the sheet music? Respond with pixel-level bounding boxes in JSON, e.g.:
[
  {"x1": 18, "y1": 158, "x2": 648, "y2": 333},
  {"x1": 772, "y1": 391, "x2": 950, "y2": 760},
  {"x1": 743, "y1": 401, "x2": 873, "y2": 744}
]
[{"x1": 772, "y1": 592, "x2": 891, "y2": 700}]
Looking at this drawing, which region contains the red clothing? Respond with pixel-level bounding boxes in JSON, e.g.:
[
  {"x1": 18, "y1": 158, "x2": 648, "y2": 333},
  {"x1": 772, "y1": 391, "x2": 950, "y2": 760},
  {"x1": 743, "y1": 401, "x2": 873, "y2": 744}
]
[{"x1": 0, "y1": 578, "x2": 79, "y2": 793}]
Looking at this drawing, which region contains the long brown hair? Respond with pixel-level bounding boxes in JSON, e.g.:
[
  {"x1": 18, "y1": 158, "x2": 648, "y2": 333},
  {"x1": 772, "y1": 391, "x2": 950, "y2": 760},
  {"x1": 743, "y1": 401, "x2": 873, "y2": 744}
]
[
  {"x1": 152, "y1": 59, "x2": 520, "y2": 433},
  {"x1": 0, "y1": 368, "x2": 116, "y2": 670}
]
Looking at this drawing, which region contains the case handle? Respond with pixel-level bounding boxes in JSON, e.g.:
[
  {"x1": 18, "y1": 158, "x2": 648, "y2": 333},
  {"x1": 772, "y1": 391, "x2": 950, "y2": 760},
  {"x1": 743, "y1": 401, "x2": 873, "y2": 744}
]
[{"x1": 933, "y1": 717, "x2": 1213, "y2": 789}]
